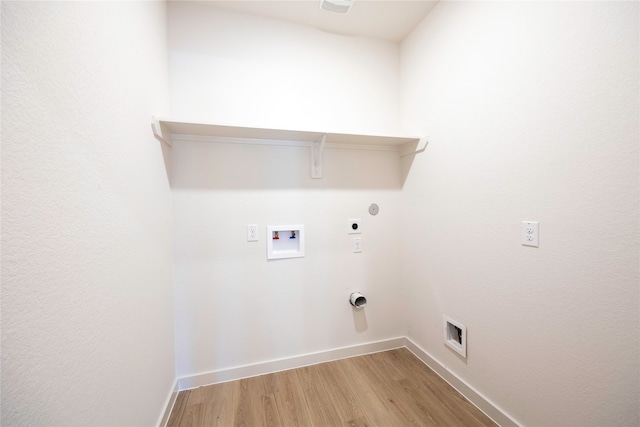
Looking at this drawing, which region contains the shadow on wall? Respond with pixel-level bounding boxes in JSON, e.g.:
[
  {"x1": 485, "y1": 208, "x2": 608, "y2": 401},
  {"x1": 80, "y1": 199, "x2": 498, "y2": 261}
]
[
  {"x1": 160, "y1": 139, "x2": 426, "y2": 191},
  {"x1": 351, "y1": 295, "x2": 369, "y2": 333},
  {"x1": 352, "y1": 308, "x2": 368, "y2": 333}
]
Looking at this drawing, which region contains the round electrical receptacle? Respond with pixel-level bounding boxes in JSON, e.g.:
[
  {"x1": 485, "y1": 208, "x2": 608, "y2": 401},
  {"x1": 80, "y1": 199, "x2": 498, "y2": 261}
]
[{"x1": 368, "y1": 203, "x2": 379, "y2": 216}]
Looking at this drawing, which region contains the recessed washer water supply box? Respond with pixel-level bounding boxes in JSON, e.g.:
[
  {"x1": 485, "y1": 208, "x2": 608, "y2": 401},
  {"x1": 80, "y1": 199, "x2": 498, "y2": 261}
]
[{"x1": 267, "y1": 225, "x2": 305, "y2": 260}]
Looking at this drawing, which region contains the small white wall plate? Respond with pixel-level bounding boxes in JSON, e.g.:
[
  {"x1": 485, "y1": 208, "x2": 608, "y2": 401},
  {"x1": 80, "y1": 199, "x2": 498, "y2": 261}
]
[{"x1": 348, "y1": 219, "x2": 361, "y2": 234}]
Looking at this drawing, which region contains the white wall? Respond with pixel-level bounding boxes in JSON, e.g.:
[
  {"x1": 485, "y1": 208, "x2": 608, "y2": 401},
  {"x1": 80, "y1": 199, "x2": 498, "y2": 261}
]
[
  {"x1": 168, "y1": 2, "x2": 405, "y2": 379},
  {"x1": 172, "y1": 142, "x2": 403, "y2": 378},
  {"x1": 400, "y1": 2, "x2": 639, "y2": 426},
  {"x1": 9, "y1": 2, "x2": 629, "y2": 425},
  {"x1": 1, "y1": 2, "x2": 175, "y2": 425},
  {"x1": 168, "y1": 2, "x2": 401, "y2": 136}
]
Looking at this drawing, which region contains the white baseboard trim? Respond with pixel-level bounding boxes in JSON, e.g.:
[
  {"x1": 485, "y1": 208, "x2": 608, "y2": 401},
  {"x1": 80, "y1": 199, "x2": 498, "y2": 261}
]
[
  {"x1": 177, "y1": 336, "x2": 405, "y2": 390},
  {"x1": 156, "y1": 378, "x2": 179, "y2": 427},
  {"x1": 172, "y1": 336, "x2": 518, "y2": 427},
  {"x1": 404, "y1": 337, "x2": 520, "y2": 427}
]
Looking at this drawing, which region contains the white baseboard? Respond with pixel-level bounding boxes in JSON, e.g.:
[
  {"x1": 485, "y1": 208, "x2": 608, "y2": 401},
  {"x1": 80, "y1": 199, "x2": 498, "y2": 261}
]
[
  {"x1": 157, "y1": 378, "x2": 179, "y2": 427},
  {"x1": 171, "y1": 336, "x2": 518, "y2": 427},
  {"x1": 177, "y1": 336, "x2": 406, "y2": 390},
  {"x1": 404, "y1": 337, "x2": 520, "y2": 427}
]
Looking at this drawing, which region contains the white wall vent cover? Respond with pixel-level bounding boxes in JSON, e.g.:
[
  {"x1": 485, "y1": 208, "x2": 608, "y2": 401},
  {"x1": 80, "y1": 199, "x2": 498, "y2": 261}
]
[{"x1": 320, "y1": 0, "x2": 354, "y2": 14}]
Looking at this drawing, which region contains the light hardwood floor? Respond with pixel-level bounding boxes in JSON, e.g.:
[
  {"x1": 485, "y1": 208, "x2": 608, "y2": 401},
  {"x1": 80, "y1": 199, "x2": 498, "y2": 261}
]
[{"x1": 168, "y1": 348, "x2": 497, "y2": 427}]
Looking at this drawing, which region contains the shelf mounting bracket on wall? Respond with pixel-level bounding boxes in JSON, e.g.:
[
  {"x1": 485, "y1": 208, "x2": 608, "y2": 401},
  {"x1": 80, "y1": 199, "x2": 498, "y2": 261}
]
[
  {"x1": 399, "y1": 137, "x2": 429, "y2": 157},
  {"x1": 311, "y1": 133, "x2": 327, "y2": 179},
  {"x1": 151, "y1": 117, "x2": 172, "y2": 146}
]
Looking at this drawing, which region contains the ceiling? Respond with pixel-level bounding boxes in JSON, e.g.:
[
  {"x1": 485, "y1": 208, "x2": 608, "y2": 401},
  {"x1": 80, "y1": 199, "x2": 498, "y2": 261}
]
[{"x1": 182, "y1": 1, "x2": 438, "y2": 42}]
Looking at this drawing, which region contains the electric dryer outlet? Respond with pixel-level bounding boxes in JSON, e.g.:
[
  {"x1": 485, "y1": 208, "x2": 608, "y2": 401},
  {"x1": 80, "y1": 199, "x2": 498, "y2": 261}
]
[{"x1": 348, "y1": 219, "x2": 361, "y2": 234}]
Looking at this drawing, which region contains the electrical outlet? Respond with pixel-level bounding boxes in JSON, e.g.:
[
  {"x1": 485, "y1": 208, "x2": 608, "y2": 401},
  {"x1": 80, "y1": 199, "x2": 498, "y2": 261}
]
[
  {"x1": 352, "y1": 237, "x2": 362, "y2": 253},
  {"x1": 348, "y1": 219, "x2": 361, "y2": 234},
  {"x1": 247, "y1": 224, "x2": 258, "y2": 242},
  {"x1": 522, "y1": 221, "x2": 539, "y2": 247}
]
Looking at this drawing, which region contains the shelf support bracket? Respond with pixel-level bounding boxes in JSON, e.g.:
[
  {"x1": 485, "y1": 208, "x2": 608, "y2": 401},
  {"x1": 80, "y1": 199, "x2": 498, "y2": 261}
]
[
  {"x1": 399, "y1": 137, "x2": 428, "y2": 157},
  {"x1": 151, "y1": 116, "x2": 172, "y2": 146},
  {"x1": 311, "y1": 133, "x2": 327, "y2": 179}
]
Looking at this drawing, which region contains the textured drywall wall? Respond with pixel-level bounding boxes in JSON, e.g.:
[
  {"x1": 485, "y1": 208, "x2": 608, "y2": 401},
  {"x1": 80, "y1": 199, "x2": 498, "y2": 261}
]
[
  {"x1": 1, "y1": 2, "x2": 175, "y2": 425},
  {"x1": 168, "y1": 2, "x2": 405, "y2": 378},
  {"x1": 168, "y1": 1, "x2": 401, "y2": 136},
  {"x1": 400, "y1": 2, "x2": 639, "y2": 426},
  {"x1": 172, "y1": 142, "x2": 403, "y2": 377}
]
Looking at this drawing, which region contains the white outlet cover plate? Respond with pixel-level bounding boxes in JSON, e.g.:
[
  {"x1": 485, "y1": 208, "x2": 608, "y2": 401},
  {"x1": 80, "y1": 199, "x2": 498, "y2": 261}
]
[
  {"x1": 348, "y1": 219, "x2": 361, "y2": 234},
  {"x1": 522, "y1": 221, "x2": 539, "y2": 247},
  {"x1": 352, "y1": 237, "x2": 362, "y2": 253},
  {"x1": 247, "y1": 224, "x2": 258, "y2": 242}
]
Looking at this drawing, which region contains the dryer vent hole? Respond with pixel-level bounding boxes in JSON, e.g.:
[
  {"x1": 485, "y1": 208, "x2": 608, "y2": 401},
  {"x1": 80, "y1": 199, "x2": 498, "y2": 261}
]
[{"x1": 353, "y1": 297, "x2": 366, "y2": 307}]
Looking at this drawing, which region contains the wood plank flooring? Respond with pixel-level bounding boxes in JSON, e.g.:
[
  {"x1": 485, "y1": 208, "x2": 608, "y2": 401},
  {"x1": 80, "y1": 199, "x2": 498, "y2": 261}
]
[{"x1": 168, "y1": 348, "x2": 497, "y2": 427}]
